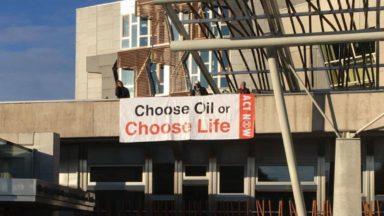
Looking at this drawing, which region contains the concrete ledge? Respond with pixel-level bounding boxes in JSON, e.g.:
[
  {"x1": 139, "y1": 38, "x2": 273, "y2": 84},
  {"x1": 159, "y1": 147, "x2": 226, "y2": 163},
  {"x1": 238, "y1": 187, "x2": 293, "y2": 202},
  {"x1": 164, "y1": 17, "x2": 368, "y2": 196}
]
[{"x1": 0, "y1": 91, "x2": 383, "y2": 137}]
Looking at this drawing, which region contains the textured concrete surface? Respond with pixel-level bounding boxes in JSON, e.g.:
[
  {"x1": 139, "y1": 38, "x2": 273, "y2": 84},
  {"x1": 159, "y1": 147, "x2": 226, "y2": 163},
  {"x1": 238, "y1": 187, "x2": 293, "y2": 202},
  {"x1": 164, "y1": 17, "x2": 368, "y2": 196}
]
[
  {"x1": 333, "y1": 137, "x2": 362, "y2": 216},
  {"x1": 76, "y1": 2, "x2": 121, "y2": 99}
]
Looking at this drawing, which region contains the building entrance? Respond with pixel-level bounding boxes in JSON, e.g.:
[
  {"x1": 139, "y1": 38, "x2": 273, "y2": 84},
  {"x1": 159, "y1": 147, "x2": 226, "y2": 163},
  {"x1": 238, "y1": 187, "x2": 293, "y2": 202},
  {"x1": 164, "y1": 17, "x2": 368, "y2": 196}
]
[{"x1": 94, "y1": 191, "x2": 144, "y2": 216}]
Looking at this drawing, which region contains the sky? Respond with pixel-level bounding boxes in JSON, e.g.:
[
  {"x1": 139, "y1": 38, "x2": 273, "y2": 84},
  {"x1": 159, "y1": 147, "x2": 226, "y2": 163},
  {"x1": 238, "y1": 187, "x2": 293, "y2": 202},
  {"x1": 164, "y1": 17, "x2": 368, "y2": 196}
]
[{"x1": 0, "y1": 0, "x2": 117, "y2": 101}]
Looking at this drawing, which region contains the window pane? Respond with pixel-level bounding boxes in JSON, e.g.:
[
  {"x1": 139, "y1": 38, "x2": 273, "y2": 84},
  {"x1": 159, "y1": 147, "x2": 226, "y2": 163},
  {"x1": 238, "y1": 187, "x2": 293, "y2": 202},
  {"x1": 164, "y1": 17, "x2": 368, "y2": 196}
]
[
  {"x1": 191, "y1": 59, "x2": 198, "y2": 75},
  {"x1": 258, "y1": 165, "x2": 315, "y2": 182},
  {"x1": 172, "y1": 25, "x2": 180, "y2": 41},
  {"x1": 122, "y1": 39, "x2": 130, "y2": 48},
  {"x1": 212, "y1": 55, "x2": 218, "y2": 74},
  {"x1": 131, "y1": 24, "x2": 138, "y2": 47},
  {"x1": 128, "y1": 86, "x2": 135, "y2": 97},
  {"x1": 140, "y1": 18, "x2": 148, "y2": 35},
  {"x1": 375, "y1": 162, "x2": 384, "y2": 194},
  {"x1": 220, "y1": 77, "x2": 228, "y2": 88},
  {"x1": 201, "y1": 51, "x2": 209, "y2": 63},
  {"x1": 150, "y1": 63, "x2": 165, "y2": 94},
  {"x1": 200, "y1": 73, "x2": 208, "y2": 88},
  {"x1": 221, "y1": 25, "x2": 230, "y2": 37},
  {"x1": 220, "y1": 166, "x2": 244, "y2": 193},
  {"x1": 185, "y1": 166, "x2": 206, "y2": 176},
  {"x1": 131, "y1": 15, "x2": 137, "y2": 23},
  {"x1": 122, "y1": 16, "x2": 130, "y2": 37},
  {"x1": 153, "y1": 164, "x2": 174, "y2": 195},
  {"x1": 140, "y1": 37, "x2": 148, "y2": 46},
  {"x1": 0, "y1": 144, "x2": 33, "y2": 178},
  {"x1": 191, "y1": 76, "x2": 198, "y2": 84},
  {"x1": 121, "y1": 69, "x2": 135, "y2": 86},
  {"x1": 354, "y1": 41, "x2": 375, "y2": 56},
  {"x1": 90, "y1": 166, "x2": 143, "y2": 182}
]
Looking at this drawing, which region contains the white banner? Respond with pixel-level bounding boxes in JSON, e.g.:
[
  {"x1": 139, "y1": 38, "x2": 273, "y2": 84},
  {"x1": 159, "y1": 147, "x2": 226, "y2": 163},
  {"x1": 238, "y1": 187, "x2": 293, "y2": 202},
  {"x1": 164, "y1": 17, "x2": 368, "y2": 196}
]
[{"x1": 119, "y1": 94, "x2": 255, "y2": 143}]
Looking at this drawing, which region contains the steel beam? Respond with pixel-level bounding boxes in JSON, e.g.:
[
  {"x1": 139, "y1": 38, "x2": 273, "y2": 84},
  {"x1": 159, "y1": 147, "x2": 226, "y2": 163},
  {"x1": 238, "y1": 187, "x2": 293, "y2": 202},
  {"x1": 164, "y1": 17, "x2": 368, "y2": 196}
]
[
  {"x1": 153, "y1": 0, "x2": 209, "y2": 4},
  {"x1": 163, "y1": 4, "x2": 220, "y2": 94},
  {"x1": 267, "y1": 49, "x2": 307, "y2": 216},
  {"x1": 170, "y1": 31, "x2": 384, "y2": 51}
]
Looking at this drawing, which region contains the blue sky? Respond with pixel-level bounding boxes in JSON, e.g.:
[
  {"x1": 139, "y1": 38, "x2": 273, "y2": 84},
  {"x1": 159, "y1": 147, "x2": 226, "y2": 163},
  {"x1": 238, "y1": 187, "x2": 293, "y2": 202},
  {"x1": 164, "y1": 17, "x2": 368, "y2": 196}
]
[{"x1": 0, "y1": 0, "x2": 116, "y2": 101}]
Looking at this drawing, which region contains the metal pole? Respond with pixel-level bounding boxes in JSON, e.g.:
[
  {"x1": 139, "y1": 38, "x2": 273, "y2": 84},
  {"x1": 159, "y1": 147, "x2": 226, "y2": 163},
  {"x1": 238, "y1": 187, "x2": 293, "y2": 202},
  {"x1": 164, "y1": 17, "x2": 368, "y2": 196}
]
[
  {"x1": 355, "y1": 112, "x2": 384, "y2": 136},
  {"x1": 170, "y1": 31, "x2": 384, "y2": 51},
  {"x1": 267, "y1": 49, "x2": 306, "y2": 216}
]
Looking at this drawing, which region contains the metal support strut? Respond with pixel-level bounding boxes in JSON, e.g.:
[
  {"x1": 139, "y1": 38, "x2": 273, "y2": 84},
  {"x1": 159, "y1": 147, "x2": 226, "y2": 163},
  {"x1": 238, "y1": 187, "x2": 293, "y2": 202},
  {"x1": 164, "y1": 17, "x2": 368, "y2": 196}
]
[{"x1": 267, "y1": 48, "x2": 306, "y2": 216}]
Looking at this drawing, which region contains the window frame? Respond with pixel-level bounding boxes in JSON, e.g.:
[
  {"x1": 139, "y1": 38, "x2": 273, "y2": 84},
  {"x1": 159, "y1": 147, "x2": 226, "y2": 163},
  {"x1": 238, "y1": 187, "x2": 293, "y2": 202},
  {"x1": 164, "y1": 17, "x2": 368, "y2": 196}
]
[{"x1": 121, "y1": 14, "x2": 151, "y2": 50}]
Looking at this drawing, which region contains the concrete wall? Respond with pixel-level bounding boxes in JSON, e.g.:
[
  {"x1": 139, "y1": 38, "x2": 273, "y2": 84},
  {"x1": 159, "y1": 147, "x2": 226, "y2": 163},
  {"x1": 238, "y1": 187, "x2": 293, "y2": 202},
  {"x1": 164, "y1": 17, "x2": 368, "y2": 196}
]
[
  {"x1": 76, "y1": 2, "x2": 121, "y2": 99},
  {"x1": 86, "y1": 53, "x2": 118, "y2": 99},
  {"x1": 0, "y1": 92, "x2": 383, "y2": 138}
]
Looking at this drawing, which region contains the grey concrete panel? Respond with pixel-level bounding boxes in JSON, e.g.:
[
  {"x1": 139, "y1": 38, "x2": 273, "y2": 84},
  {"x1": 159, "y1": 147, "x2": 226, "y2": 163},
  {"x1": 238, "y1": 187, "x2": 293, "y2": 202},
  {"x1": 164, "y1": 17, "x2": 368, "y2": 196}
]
[{"x1": 333, "y1": 138, "x2": 362, "y2": 216}]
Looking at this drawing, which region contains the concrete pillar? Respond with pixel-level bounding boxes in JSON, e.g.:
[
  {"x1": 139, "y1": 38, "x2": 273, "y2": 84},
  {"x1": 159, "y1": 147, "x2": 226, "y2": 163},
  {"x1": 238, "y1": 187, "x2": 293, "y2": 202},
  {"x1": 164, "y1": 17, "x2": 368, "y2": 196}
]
[
  {"x1": 363, "y1": 156, "x2": 375, "y2": 203},
  {"x1": 316, "y1": 157, "x2": 326, "y2": 212},
  {"x1": 144, "y1": 158, "x2": 153, "y2": 216},
  {"x1": 78, "y1": 145, "x2": 88, "y2": 191},
  {"x1": 208, "y1": 158, "x2": 217, "y2": 214},
  {"x1": 245, "y1": 157, "x2": 256, "y2": 211},
  {"x1": 333, "y1": 137, "x2": 362, "y2": 216},
  {"x1": 174, "y1": 160, "x2": 183, "y2": 215}
]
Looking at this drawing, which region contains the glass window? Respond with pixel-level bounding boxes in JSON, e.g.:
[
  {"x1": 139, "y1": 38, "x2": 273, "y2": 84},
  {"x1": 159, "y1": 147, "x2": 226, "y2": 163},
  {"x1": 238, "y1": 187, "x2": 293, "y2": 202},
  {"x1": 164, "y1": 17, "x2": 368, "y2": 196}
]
[
  {"x1": 120, "y1": 69, "x2": 135, "y2": 97},
  {"x1": 122, "y1": 15, "x2": 150, "y2": 49},
  {"x1": 201, "y1": 51, "x2": 209, "y2": 63},
  {"x1": 354, "y1": 41, "x2": 375, "y2": 56},
  {"x1": 185, "y1": 166, "x2": 206, "y2": 177},
  {"x1": 153, "y1": 164, "x2": 174, "y2": 195},
  {"x1": 131, "y1": 24, "x2": 138, "y2": 47},
  {"x1": 221, "y1": 25, "x2": 230, "y2": 37},
  {"x1": 257, "y1": 165, "x2": 315, "y2": 182},
  {"x1": 122, "y1": 16, "x2": 130, "y2": 37},
  {"x1": 140, "y1": 18, "x2": 148, "y2": 35},
  {"x1": 321, "y1": 41, "x2": 376, "y2": 87},
  {"x1": 220, "y1": 166, "x2": 244, "y2": 193},
  {"x1": 150, "y1": 63, "x2": 169, "y2": 95},
  {"x1": 131, "y1": 15, "x2": 137, "y2": 23},
  {"x1": 90, "y1": 166, "x2": 143, "y2": 182},
  {"x1": 0, "y1": 143, "x2": 34, "y2": 179},
  {"x1": 122, "y1": 39, "x2": 130, "y2": 49},
  {"x1": 375, "y1": 162, "x2": 384, "y2": 194},
  {"x1": 220, "y1": 77, "x2": 228, "y2": 88},
  {"x1": 140, "y1": 37, "x2": 148, "y2": 47}
]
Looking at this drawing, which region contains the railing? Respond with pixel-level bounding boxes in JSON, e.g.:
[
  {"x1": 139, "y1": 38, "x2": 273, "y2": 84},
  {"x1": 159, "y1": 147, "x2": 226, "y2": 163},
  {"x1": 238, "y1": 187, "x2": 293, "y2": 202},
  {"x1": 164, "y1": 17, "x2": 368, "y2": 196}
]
[
  {"x1": 362, "y1": 201, "x2": 384, "y2": 216},
  {"x1": 93, "y1": 199, "x2": 336, "y2": 216}
]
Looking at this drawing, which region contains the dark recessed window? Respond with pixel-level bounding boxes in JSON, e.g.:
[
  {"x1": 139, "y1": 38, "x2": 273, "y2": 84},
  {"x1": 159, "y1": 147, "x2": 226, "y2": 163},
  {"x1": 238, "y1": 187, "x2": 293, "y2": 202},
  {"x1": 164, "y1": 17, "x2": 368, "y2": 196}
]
[
  {"x1": 375, "y1": 162, "x2": 384, "y2": 194},
  {"x1": 90, "y1": 166, "x2": 142, "y2": 182},
  {"x1": 153, "y1": 164, "x2": 174, "y2": 195},
  {"x1": 185, "y1": 166, "x2": 206, "y2": 177},
  {"x1": 257, "y1": 165, "x2": 315, "y2": 182},
  {"x1": 219, "y1": 166, "x2": 244, "y2": 193},
  {"x1": 354, "y1": 41, "x2": 375, "y2": 56}
]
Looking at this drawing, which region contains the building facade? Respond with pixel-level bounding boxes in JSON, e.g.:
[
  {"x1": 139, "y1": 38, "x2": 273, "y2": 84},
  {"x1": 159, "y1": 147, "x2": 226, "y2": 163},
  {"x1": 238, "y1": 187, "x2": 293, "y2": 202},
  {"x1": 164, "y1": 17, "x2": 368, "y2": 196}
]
[{"x1": 1, "y1": 0, "x2": 384, "y2": 215}]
